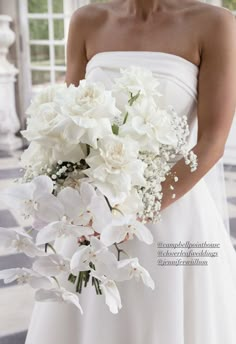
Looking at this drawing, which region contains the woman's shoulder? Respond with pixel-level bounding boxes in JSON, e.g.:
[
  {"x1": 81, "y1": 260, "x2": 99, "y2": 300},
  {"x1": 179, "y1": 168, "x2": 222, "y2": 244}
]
[
  {"x1": 184, "y1": 2, "x2": 235, "y2": 55},
  {"x1": 70, "y1": 2, "x2": 112, "y2": 26},
  {"x1": 187, "y1": 2, "x2": 234, "y2": 28}
]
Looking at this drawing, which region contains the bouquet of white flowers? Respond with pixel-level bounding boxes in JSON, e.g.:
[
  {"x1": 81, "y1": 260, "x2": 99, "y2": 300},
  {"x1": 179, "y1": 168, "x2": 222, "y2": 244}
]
[{"x1": 0, "y1": 66, "x2": 197, "y2": 314}]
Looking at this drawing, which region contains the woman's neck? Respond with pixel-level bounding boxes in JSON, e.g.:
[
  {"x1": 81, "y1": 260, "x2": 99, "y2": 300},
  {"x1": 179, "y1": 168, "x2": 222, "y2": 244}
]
[
  {"x1": 124, "y1": 0, "x2": 170, "y2": 15},
  {"x1": 117, "y1": 0, "x2": 186, "y2": 18}
]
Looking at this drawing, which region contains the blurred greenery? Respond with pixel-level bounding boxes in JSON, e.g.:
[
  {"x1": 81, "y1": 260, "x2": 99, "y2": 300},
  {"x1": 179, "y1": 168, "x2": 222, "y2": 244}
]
[
  {"x1": 32, "y1": 70, "x2": 50, "y2": 85},
  {"x1": 29, "y1": 19, "x2": 48, "y2": 40},
  {"x1": 28, "y1": 0, "x2": 48, "y2": 13},
  {"x1": 28, "y1": 0, "x2": 64, "y2": 41},
  {"x1": 28, "y1": 0, "x2": 64, "y2": 13},
  {"x1": 28, "y1": 0, "x2": 65, "y2": 84},
  {"x1": 223, "y1": 0, "x2": 236, "y2": 10}
]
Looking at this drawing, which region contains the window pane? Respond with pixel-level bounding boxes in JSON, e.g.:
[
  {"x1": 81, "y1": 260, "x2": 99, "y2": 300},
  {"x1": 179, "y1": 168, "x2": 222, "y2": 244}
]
[
  {"x1": 30, "y1": 45, "x2": 50, "y2": 67},
  {"x1": 54, "y1": 20, "x2": 64, "y2": 40},
  {"x1": 32, "y1": 71, "x2": 50, "y2": 85},
  {"x1": 55, "y1": 71, "x2": 66, "y2": 83},
  {"x1": 55, "y1": 46, "x2": 65, "y2": 66},
  {"x1": 53, "y1": 0, "x2": 64, "y2": 13},
  {"x1": 29, "y1": 19, "x2": 49, "y2": 40},
  {"x1": 222, "y1": 0, "x2": 236, "y2": 10},
  {"x1": 28, "y1": 0, "x2": 48, "y2": 13}
]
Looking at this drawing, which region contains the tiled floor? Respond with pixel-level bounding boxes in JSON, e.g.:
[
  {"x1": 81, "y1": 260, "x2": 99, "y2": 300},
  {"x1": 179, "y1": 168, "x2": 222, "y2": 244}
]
[{"x1": 0, "y1": 150, "x2": 236, "y2": 343}]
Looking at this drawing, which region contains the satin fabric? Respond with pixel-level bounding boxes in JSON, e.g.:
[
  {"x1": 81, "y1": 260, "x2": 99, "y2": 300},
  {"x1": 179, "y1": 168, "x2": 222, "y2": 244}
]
[{"x1": 25, "y1": 51, "x2": 236, "y2": 344}]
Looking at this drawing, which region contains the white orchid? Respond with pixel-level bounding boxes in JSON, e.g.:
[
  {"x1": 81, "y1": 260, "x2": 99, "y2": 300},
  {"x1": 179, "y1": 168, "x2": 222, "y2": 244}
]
[
  {"x1": 33, "y1": 254, "x2": 71, "y2": 276},
  {"x1": 99, "y1": 215, "x2": 153, "y2": 247},
  {"x1": 35, "y1": 287, "x2": 83, "y2": 314},
  {"x1": 115, "y1": 189, "x2": 144, "y2": 216},
  {"x1": 90, "y1": 271, "x2": 122, "y2": 314},
  {"x1": 36, "y1": 186, "x2": 91, "y2": 245},
  {"x1": 116, "y1": 258, "x2": 155, "y2": 290},
  {"x1": 0, "y1": 268, "x2": 52, "y2": 288},
  {"x1": 36, "y1": 183, "x2": 111, "y2": 245},
  {"x1": 70, "y1": 237, "x2": 118, "y2": 278},
  {"x1": 59, "y1": 80, "x2": 121, "y2": 148},
  {"x1": 36, "y1": 220, "x2": 93, "y2": 246},
  {"x1": 82, "y1": 185, "x2": 113, "y2": 233},
  {"x1": 0, "y1": 227, "x2": 45, "y2": 257},
  {"x1": 85, "y1": 135, "x2": 146, "y2": 205},
  {"x1": 75, "y1": 182, "x2": 113, "y2": 231},
  {"x1": 114, "y1": 65, "x2": 162, "y2": 99},
  {"x1": 0, "y1": 175, "x2": 61, "y2": 223}
]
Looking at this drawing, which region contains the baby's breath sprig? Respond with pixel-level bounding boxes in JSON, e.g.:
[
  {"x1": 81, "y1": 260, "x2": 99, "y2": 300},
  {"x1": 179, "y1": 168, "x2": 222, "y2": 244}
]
[{"x1": 46, "y1": 159, "x2": 89, "y2": 193}]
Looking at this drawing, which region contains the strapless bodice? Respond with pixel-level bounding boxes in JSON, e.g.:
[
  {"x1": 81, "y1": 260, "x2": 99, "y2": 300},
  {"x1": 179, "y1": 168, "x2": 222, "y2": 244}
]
[{"x1": 85, "y1": 51, "x2": 200, "y2": 148}]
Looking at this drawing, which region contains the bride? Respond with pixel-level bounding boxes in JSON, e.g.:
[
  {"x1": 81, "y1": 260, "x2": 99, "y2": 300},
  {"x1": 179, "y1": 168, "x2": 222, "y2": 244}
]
[{"x1": 25, "y1": 0, "x2": 236, "y2": 343}]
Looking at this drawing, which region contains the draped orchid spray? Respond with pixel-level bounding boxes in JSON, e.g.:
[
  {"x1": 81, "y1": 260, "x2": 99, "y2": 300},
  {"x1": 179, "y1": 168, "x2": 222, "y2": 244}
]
[{"x1": 0, "y1": 66, "x2": 197, "y2": 314}]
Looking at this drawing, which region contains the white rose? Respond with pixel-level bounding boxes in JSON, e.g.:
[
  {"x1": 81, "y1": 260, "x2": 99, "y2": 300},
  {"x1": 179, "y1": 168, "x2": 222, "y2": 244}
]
[
  {"x1": 84, "y1": 135, "x2": 146, "y2": 205},
  {"x1": 21, "y1": 103, "x2": 65, "y2": 143},
  {"x1": 21, "y1": 84, "x2": 67, "y2": 143},
  {"x1": 20, "y1": 141, "x2": 85, "y2": 176},
  {"x1": 114, "y1": 65, "x2": 162, "y2": 99},
  {"x1": 20, "y1": 142, "x2": 54, "y2": 174},
  {"x1": 119, "y1": 98, "x2": 178, "y2": 152},
  {"x1": 25, "y1": 84, "x2": 67, "y2": 116},
  {"x1": 60, "y1": 80, "x2": 121, "y2": 148}
]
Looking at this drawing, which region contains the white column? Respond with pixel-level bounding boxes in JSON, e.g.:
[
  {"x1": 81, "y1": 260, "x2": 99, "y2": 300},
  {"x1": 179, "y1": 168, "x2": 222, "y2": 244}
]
[
  {"x1": 0, "y1": 0, "x2": 32, "y2": 130},
  {"x1": 0, "y1": 15, "x2": 22, "y2": 151}
]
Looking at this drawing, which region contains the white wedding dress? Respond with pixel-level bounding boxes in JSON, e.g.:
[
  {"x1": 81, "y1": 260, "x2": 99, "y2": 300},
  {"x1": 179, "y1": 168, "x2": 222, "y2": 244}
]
[{"x1": 25, "y1": 51, "x2": 236, "y2": 344}]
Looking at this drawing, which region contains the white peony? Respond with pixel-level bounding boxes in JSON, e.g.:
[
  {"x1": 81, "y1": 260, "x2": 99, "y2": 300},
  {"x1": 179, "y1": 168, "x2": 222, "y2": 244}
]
[
  {"x1": 84, "y1": 135, "x2": 146, "y2": 205},
  {"x1": 59, "y1": 80, "x2": 121, "y2": 148}
]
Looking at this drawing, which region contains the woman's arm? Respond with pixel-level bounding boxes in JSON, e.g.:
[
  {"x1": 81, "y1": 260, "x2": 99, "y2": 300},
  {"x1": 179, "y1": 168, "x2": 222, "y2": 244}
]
[
  {"x1": 161, "y1": 9, "x2": 236, "y2": 211},
  {"x1": 65, "y1": 9, "x2": 88, "y2": 86}
]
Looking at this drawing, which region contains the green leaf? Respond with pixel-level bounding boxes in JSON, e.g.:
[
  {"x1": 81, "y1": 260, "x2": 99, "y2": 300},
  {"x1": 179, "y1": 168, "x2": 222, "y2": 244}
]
[
  {"x1": 112, "y1": 124, "x2": 119, "y2": 135},
  {"x1": 128, "y1": 90, "x2": 141, "y2": 106},
  {"x1": 123, "y1": 111, "x2": 129, "y2": 124}
]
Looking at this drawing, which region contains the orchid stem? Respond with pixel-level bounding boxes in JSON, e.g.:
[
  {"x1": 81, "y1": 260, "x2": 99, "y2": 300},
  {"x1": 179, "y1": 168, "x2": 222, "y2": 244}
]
[
  {"x1": 45, "y1": 243, "x2": 57, "y2": 254},
  {"x1": 51, "y1": 276, "x2": 60, "y2": 288},
  {"x1": 114, "y1": 243, "x2": 129, "y2": 261}
]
